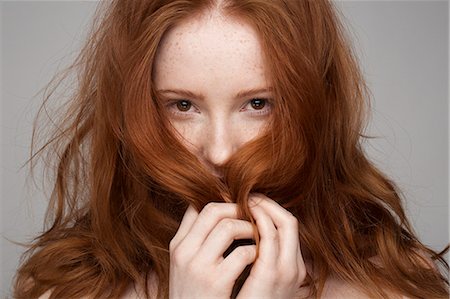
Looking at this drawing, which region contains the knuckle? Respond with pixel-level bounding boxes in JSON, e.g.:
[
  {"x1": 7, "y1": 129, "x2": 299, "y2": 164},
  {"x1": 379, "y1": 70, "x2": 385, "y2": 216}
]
[
  {"x1": 236, "y1": 246, "x2": 254, "y2": 260},
  {"x1": 170, "y1": 246, "x2": 188, "y2": 266},
  {"x1": 298, "y1": 266, "x2": 307, "y2": 282},
  {"x1": 287, "y1": 213, "x2": 299, "y2": 226},
  {"x1": 218, "y1": 219, "x2": 236, "y2": 233},
  {"x1": 266, "y1": 230, "x2": 278, "y2": 241},
  {"x1": 281, "y1": 267, "x2": 299, "y2": 284},
  {"x1": 170, "y1": 249, "x2": 182, "y2": 265},
  {"x1": 169, "y1": 237, "x2": 177, "y2": 252},
  {"x1": 202, "y1": 202, "x2": 221, "y2": 217}
]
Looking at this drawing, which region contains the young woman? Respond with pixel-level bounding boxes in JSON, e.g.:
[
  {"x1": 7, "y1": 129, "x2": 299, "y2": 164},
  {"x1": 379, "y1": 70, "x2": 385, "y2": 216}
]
[{"x1": 14, "y1": 0, "x2": 449, "y2": 298}]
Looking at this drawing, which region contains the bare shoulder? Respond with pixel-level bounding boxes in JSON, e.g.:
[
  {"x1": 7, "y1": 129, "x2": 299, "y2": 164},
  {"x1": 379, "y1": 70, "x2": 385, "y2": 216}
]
[
  {"x1": 319, "y1": 251, "x2": 439, "y2": 299},
  {"x1": 320, "y1": 275, "x2": 408, "y2": 299},
  {"x1": 295, "y1": 258, "x2": 412, "y2": 299},
  {"x1": 37, "y1": 271, "x2": 159, "y2": 299},
  {"x1": 295, "y1": 275, "x2": 409, "y2": 299}
]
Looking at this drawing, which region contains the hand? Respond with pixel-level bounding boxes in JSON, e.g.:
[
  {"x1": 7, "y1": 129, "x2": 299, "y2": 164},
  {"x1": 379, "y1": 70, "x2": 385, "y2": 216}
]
[
  {"x1": 237, "y1": 193, "x2": 306, "y2": 299},
  {"x1": 169, "y1": 203, "x2": 257, "y2": 299}
]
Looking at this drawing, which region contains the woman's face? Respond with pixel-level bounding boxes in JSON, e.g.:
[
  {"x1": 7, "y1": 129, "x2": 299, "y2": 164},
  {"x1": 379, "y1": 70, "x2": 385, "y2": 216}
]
[{"x1": 154, "y1": 13, "x2": 272, "y2": 177}]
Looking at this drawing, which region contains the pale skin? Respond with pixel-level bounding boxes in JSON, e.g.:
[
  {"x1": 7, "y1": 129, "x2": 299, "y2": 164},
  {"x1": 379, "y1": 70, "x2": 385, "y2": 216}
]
[
  {"x1": 152, "y1": 11, "x2": 272, "y2": 173},
  {"x1": 38, "y1": 9, "x2": 413, "y2": 299},
  {"x1": 151, "y1": 10, "x2": 407, "y2": 299},
  {"x1": 152, "y1": 11, "x2": 306, "y2": 298}
]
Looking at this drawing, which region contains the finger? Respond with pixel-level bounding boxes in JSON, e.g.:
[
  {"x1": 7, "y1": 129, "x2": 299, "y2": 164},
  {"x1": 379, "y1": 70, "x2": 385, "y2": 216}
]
[
  {"x1": 197, "y1": 219, "x2": 255, "y2": 264},
  {"x1": 248, "y1": 203, "x2": 278, "y2": 267},
  {"x1": 180, "y1": 202, "x2": 240, "y2": 252},
  {"x1": 249, "y1": 194, "x2": 301, "y2": 266},
  {"x1": 219, "y1": 245, "x2": 257, "y2": 282},
  {"x1": 170, "y1": 205, "x2": 199, "y2": 247},
  {"x1": 249, "y1": 194, "x2": 296, "y2": 227}
]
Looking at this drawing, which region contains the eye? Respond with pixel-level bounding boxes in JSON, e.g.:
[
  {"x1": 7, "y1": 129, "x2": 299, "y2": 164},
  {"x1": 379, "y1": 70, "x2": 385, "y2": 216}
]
[
  {"x1": 244, "y1": 98, "x2": 272, "y2": 116},
  {"x1": 176, "y1": 100, "x2": 192, "y2": 111},
  {"x1": 250, "y1": 98, "x2": 266, "y2": 110},
  {"x1": 165, "y1": 99, "x2": 198, "y2": 118}
]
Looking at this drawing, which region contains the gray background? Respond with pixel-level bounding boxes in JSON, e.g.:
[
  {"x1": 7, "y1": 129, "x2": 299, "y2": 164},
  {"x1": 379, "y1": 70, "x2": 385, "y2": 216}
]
[{"x1": 1, "y1": 1, "x2": 448, "y2": 297}]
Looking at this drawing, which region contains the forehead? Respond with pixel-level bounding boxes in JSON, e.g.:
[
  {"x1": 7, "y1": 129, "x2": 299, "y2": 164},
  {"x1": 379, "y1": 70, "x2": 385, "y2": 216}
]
[{"x1": 153, "y1": 13, "x2": 269, "y2": 90}]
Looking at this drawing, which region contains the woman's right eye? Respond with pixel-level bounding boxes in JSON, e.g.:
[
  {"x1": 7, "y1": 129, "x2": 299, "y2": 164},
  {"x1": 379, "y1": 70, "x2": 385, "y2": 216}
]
[{"x1": 166, "y1": 99, "x2": 197, "y2": 118}]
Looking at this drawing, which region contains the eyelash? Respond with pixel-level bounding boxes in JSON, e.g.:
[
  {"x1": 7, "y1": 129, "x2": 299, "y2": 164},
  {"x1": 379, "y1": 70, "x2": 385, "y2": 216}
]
[{"x1": 165, "y1": 98, "x2": 272, "y2": 118}]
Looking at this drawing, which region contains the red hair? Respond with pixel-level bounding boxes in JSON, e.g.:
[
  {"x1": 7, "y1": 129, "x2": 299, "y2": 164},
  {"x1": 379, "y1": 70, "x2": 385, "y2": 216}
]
[{"x1": 15, "y1": 0, "x2": 449, "y2": 298}]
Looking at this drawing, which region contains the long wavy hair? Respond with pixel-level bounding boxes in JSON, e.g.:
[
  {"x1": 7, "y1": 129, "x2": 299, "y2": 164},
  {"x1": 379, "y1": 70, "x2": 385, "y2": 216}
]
[{"x1": 14, "y1": 0, "x2": 449, "y2": 298}]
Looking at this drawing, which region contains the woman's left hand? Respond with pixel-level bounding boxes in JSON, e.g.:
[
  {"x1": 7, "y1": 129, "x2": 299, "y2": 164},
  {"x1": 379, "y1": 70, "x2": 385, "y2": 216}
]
[{"x1": 237, "y1": 193, "x2": 306, "y2": 299}]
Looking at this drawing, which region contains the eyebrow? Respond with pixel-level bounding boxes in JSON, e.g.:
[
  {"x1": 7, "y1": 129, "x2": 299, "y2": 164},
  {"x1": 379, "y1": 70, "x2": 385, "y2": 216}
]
[{"x1": 156, "y1": 87, "x2": 273, "y2": 101}]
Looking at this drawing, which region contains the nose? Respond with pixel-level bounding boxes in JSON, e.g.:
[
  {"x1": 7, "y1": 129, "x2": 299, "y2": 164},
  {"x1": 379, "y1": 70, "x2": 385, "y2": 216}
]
[{"x1": 201, "y1": 118, "x2": 235, "y2": 167}]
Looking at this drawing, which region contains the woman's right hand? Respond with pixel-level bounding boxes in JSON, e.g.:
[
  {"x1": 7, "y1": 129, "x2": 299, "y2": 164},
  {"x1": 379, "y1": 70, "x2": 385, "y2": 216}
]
[{"x1": 169, "y1": 202, "x2": 257, "y2": 298}]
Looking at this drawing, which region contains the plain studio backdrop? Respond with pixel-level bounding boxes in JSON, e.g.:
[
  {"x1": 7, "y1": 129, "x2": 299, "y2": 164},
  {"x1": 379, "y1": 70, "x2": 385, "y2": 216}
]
[{"x1": 1, "y1": 1, "x2": 448, "y2": 296}]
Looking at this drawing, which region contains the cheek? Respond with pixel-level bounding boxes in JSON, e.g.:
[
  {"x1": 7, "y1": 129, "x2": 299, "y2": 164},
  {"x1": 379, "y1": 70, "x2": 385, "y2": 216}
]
[
  {"x1": 170, "y1": 120, "x2": 201, "y2": 148},
  {"x1": 234, "y1": 119, "x2": 268, "y2": 144}
]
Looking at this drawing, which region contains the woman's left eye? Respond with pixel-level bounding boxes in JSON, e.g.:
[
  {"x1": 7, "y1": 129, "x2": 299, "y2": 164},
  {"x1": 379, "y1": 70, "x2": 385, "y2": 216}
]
[
  {"x1": 175, "y1": 100, "x2": 192, "y2": 112},
  {"x1": 245, "y1": 98, "x2": 272, "y2": 116},
  {"x1": 250, "y1": 98, "x2": 266, "y2": 109}
]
